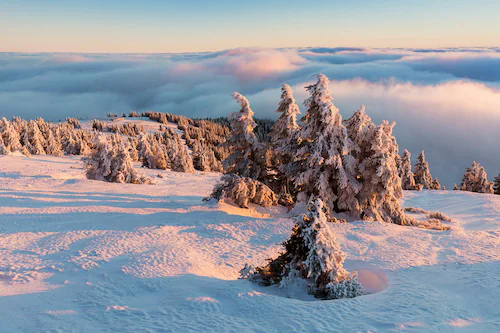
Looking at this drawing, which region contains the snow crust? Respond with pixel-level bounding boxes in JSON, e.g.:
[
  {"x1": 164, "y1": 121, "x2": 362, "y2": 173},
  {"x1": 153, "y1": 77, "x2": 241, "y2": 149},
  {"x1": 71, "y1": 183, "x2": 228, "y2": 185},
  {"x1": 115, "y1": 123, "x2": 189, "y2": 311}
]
[{"x1": 0, "y1": 154, "x2": 498, "y2": 332}]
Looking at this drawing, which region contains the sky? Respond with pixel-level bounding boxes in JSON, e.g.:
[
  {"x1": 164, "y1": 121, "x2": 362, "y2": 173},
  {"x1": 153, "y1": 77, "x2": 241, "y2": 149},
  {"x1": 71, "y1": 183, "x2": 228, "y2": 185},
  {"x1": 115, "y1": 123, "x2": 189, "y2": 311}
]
[{"x1": 1, "y1": 0, "x2": 500, "y2": 53}]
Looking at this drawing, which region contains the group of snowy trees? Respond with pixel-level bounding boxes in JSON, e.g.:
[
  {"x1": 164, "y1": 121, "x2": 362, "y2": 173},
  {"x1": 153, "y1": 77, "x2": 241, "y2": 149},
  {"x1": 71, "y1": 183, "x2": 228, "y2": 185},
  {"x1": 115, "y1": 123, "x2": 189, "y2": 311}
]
[
  {"x1": 217, "y1": 75, "x2": 424, "y2": 227},
  {"x1": 206, "y1": 74, "x2": 457, "y2": 300},
  {"x1": 84, "y1": 134, "x2": 151, "y2": 184},
  {"x1": 0, "y1": 117, "x2": 93, "y2": 157},
  {"x1": 138, "y1": 129, "x2": 195, "y2": 173},
  {"x1": 92, "y1": 119, "x2": 144, "y2": 136},
  {"x1": 399, "y1": 150, "x2": 441, "y2": 190}
]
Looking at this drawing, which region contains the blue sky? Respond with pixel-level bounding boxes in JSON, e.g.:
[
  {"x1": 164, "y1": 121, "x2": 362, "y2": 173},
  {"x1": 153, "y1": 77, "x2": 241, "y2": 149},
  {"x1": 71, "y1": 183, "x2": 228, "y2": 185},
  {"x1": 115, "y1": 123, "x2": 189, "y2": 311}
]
[{"x1": 1, "y1": 0, "x2": 499, "y2": 52}]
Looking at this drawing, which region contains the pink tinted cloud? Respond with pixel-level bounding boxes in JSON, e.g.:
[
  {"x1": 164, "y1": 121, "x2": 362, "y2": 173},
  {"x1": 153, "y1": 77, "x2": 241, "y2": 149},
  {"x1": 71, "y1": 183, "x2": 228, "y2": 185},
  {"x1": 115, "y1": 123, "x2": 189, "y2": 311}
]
[{"x1": 204, "y1": 48, "x2": 307, "y2": 80}]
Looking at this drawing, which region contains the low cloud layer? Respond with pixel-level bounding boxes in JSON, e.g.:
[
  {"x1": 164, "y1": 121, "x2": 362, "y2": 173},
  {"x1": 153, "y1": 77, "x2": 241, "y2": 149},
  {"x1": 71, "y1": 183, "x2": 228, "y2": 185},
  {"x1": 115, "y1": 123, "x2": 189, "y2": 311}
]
[{"x1": 1, "y1": 47, "x2": 500, "y2": 186}]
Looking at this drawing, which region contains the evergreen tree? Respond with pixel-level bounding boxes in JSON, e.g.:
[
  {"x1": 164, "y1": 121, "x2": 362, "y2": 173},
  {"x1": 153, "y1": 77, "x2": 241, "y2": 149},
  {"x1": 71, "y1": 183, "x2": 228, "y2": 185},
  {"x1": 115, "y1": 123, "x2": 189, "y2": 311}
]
[
  {"x1": 345, "y1": 108, "x2": 413, "y2": 225},
  {"x1": 414, "y1": 151, "x2": 433, "y2": 189},
  {"x1": 243, "y1": 198, "x2": 362, "y2": 300},
  {"x1": 294, "y1": 74, "x2": 360, "y2": 214},
  {"x1": 28, "y1": 121, "x2": 47, "y2": 155},
  {"x1": 454, "y1": 184, "x2": 459, "y2": 190},
  {"x1": 0, "y1": 135, "x2": 8, "y2": 155},
  {"x1": 460, "y1": 161, "x2": 494, "y2": 194},
  {"x1": 398, "y1": 149, "x2": 417, "y2": 190},
  {"x1": 493, "y1": 171, "x2": 500, "y2": 195},
  {"x1": 268, "y1": 84, "x2": 301, "y2": 203},
  {"x1": 223, "y1": 92, "x2": 266, "y2": 179},
  {"x1": 1, "y1": 118, "x2": 22, "y2": 152},
  {"x1": 431, "y1": 178, "x2": 441, "y2": 190},
  {"x1": 46, "y1": 129, "x2": 63, "y2": 156}
]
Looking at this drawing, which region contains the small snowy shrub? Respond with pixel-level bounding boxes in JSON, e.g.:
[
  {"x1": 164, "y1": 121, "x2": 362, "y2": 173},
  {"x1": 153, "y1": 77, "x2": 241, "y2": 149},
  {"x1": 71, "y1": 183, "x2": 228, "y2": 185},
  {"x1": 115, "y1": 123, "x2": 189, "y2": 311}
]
[
  {"x1": 205, "y1": 174, "x2": 277, "y2": 208},
  {"x1": 242, "y1": 198, "x2": 363, "y2": 300}
]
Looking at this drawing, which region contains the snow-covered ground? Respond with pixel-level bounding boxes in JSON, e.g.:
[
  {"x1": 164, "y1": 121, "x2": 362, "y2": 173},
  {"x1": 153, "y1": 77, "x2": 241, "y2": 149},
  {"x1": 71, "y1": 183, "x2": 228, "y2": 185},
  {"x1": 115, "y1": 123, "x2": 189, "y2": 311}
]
[{"x1": 0, "y1": 154, "x2": 498, "y2": 332}]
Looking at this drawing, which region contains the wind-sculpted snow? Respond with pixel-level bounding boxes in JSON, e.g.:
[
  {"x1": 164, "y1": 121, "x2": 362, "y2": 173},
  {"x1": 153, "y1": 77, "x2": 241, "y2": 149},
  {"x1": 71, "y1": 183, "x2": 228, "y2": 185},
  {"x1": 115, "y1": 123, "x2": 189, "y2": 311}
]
[{"x1": 0, "y1": 154, "x2": 499, "y2": 332}]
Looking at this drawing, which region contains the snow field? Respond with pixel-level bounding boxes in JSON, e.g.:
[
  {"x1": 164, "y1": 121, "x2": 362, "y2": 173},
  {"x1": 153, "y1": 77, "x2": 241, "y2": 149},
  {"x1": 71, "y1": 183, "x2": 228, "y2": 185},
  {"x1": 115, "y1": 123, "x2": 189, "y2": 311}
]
[{"x1": 0, "y1": 154, "x2": 498, "y2": 332}]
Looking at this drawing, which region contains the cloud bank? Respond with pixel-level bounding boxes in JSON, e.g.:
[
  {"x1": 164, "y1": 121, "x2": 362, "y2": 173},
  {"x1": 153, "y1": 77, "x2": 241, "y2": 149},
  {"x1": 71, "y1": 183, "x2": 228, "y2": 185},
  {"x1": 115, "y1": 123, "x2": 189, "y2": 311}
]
[{"x1": 1, "y1": 47, "x2": 500, "y2": 186}]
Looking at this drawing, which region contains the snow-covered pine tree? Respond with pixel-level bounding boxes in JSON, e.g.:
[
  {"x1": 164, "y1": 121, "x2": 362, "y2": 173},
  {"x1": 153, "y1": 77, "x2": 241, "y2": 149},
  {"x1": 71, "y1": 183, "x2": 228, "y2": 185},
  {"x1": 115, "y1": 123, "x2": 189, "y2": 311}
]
[
  {"x1": 46, "y1": 128, "x2": 63, "y2": 156},
  {"x1": 223, "y1": 92, "x2": 267, "y2": 179},
  {"x1": 414, "y1": 150, "x2": 433, "y2": 189},
  {"x1": 243, "y1": 198, "x2": 362, "y2": 300},
  {"x1": 454, "y1": 184, "x2": 459, "y2": 190},
  {"x1": 460, "y1": 161, "x2": 494, "y2": 194},
  {"x1": 268, "y1": 84, "x2": 301, "y2": 204},
  {"x1": 193, "y1": 141, "x2": 223, "y2": 172},
  {"x1": 295, "y1": 74, "x2": 360, "y2": 214},
  {"x1": 28, "y1": 121, "x2": 47, "y2": 155},
  {"x1": 138, "y1": 134, "x2": 155, "y2": 168},
  {"x1": 398, "y1": 149, "x2": 417, "y2": 190},
  {"x1": 431, "y1": 178, "x2": 441, "y2": 190},
  {"x1": 0, "y1": 135, "x2": 8, "y2": 155},
  {"x1": 345, "y1": 107, "x2": 414, "y2": 225},
  {"x1": 85, "y1": 135, "x2": 150, "y2": 184},
  {"x1": 127, "y1": 137, "x2": 139, "y2": 162},
  {"x1": 85, "y1": 135, "x2": 113, "y2": 181},
  {"x1": 1, "y1": 118, "x2": 22, "y2": 153},
  {"x1": 110, "y1": 137, "x2": 148, "y2": 184},
  {"x1": 493, "y1": 171, "x2": 500, "y2": 195}
]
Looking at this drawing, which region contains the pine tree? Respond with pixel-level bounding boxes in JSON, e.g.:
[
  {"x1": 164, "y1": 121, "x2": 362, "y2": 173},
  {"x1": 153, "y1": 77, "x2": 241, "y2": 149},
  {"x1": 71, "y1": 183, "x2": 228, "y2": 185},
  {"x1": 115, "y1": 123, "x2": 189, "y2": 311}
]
[
  {"x1": 244, "y1": 198, "x2": 362, "y2": 299},
  {"x1": 294, "y1": 74, "x2": 360, "y2": 214},
  {"x1": 454, "y1": 184, "x2": 459, "y2": 190},
  {"x1": 414, "y1": 151, "x2": 433, "y2": 189},
  {"x1": 45, "y1": 129, "x2": 63, "y2": 156},
  {"x1": 223, "y1": 92, "x2": 266, "y2": 179},
  {"x1": 1, "y1": 118, "x2": 22, "y2": 152},
  {"x1": 269, "y1": 84, "x2": 301, "y2": 203},
  {"x1": 399, "y1": 149, "x2": 417, "y2": 190},
  {"x1": 85, "y1": 135, "x2": 150, "y2": 184},
  {"x1": 460, "y1": 161, "x2": 494, "y2": 194},
  {"x1": 85, "y1": 135, "x2": 113, "y2": 181},
  {"x1": 431, "y1": 178, "x2": 441, "y2": 190},
  {"x1": 345, "y1": 108, "x2": 413, "y2": 225},
  {"x1": 29, "y1": 121, "x2": 47, "y2": 155},
  {"x1": 0, "y1": 135, "x2": 8, "y2": 155},
  {"x1": 493, "y1": 171, "x2": 500, "y2": 195}
]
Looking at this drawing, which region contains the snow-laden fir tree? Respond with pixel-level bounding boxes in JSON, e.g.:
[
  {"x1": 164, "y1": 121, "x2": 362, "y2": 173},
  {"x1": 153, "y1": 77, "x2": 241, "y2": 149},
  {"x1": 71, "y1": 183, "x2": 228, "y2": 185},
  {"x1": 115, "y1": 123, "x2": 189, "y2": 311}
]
[
  {"x1": 27, "y1": 121, "x2": 47, "y2": 155},
  {"x1": 398, "y1": 149, "x2": 418, "y2": 190},
  {"x1": 345, "y1": 107, "x2": 416, "y2": 225},
  {"x1": 414, "y1": 150, "x2": 434, "y2": 190},
  {"x1": 454, "y1": 184, "x2": 459, "y2": 190},
  {"x1": 460, "y1": 161, "x2": 493, "y2": 194},
  {"x1": 223, "y1": 92, "x2": 267, "y2": 179},
  {"x1": 46, "y1": 128, "x2": 63, "y2": 156},
  {"x1": 493, "y1": 171, "x2": 500, "y2": 195},
  {"x1": 431, "y1": 178, "x2": 441, "y2": 190},
  {"x1": 294, "y1": 74, "x2": 360, "y2": 214},
  {"x1": 1, "y1": 118, "x2": 22, "y2": 153},
  {"x1": 85, "y1": 135, "x2": 113, "y2": 181},
  {"x1": 268, "y1": 84, "x2": 301, "y2": 203},
  {"x1": 85, "y1": 135, "x2": 150, "y2": 184},
  {"x1": 242, "y1": 198, "x2": 362, "y2": 300},
  {"x1": 192, "y1": 141, "x2": 223, "y2": 172},
  {"x1": 0, "y1": 135, "x2": 8, "y2": 155}
]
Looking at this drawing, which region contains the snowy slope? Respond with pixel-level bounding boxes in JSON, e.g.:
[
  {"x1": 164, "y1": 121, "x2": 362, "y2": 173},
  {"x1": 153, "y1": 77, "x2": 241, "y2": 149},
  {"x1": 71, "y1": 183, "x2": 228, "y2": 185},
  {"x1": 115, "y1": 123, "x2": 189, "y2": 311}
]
[{"x1": 0, "y1": 154, "x2": 498, "y2": 332}]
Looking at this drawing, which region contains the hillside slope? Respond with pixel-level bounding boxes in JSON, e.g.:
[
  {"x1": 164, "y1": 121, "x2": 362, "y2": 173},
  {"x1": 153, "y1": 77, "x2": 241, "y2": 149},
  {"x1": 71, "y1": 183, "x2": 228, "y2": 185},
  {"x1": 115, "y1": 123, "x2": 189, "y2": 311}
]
[{"x1": 0, "y1": 154, "x2": 498, "y2": 332}]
